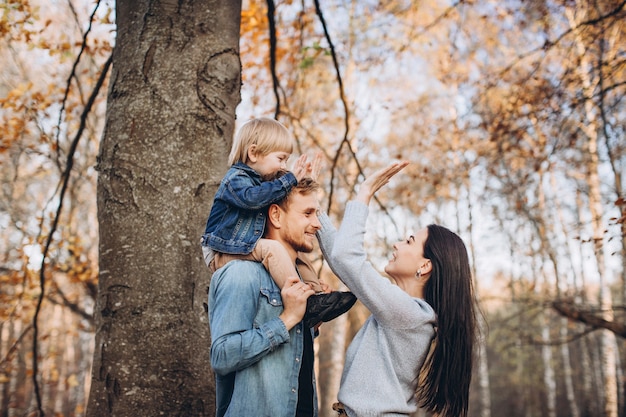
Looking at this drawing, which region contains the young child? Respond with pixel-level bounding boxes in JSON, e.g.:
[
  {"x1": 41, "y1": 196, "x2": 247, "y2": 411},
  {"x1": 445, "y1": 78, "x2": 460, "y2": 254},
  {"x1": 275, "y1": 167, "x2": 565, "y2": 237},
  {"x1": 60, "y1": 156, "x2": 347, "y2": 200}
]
[{"x1": 201, "y1": 117, "x2": 356, "y2": 327}]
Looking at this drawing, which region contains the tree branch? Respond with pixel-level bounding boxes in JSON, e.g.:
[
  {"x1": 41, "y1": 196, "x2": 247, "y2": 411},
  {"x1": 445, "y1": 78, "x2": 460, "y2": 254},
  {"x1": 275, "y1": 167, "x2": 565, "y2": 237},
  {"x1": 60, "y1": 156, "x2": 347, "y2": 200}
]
[
  {"x1": 312, "y1": 0, "x2": 361, "y2": 214},
  {"x1": 552, "y1": 300, "x2": 626, "y2": 338},
  {"x1": 266, "y1": 0, "x2": 281, "y2": 118},
  {"x1": 32, "y1": 52, "x2": 112, "y2": 417},
  {"x1": 54, "y1": 0, "x2": 104, "y2": 168}
]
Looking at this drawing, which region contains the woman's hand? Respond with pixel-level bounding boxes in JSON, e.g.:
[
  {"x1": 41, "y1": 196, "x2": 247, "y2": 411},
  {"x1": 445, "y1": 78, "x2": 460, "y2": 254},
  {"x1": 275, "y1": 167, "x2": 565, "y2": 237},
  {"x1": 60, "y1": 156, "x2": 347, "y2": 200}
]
[{"x1": 356, "y1": 161, "x2": 410, "y2": 205}]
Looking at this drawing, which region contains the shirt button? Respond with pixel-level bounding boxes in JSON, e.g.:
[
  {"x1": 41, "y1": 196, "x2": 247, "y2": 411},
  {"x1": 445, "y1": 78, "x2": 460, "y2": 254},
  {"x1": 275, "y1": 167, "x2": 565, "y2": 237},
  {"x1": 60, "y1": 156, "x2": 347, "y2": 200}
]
[
  {"x1": 291, "y1": 388, "x2": 296, "y2": 393},
  {"x1": 296, "y1": 329, "x2": 301, "y2": 334},
  {"x1": 272, "y1": 299, "x2": 277, "y2": 303},
  {"x1": 295, "y1": 358, "x2": 300, "y2": 362}
]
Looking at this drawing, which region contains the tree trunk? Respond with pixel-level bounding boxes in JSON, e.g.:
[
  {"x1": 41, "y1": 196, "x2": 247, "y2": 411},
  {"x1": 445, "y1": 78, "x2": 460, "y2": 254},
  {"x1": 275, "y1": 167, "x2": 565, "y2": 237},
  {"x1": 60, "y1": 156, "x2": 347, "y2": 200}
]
[
  {"x1": 87, "y1": 1, "x2": 241, "y2": 416},
  {"x1": 540, "y1": 314, "x2": 557, "y2": 417},
  {"x1": 476, "y1": 318, "x2": 491, "y2": 417},
  {"x1": 463, "y1": 187, "x2": 492, "y2": 417},
  {"x1": 534, "y1": 256, "x2": 557, "y2": 417},
  {"x1": 559, "y1": 318, "x2": 580, "y2": 417},
  {"x1": 537, "y1": 169, "x2": 580, "y2": 417},
  {"x1": 565, "y1": 4, "x2": 620, "y2": 415}
]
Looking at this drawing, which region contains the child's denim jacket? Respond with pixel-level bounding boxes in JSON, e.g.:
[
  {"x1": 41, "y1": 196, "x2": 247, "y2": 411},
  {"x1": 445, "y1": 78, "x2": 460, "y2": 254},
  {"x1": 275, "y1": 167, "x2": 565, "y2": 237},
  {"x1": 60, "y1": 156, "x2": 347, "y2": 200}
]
[{"x1": 201, "y1": 162, "x2": 297, "y2": 255}]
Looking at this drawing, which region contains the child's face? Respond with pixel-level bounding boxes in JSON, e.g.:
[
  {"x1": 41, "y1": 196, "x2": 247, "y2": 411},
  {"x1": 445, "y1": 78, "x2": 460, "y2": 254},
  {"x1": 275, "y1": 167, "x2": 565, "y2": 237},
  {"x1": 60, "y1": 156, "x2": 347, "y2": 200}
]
[{"x1": 250, "y1": 151, "x2": 290, "y2": 178}]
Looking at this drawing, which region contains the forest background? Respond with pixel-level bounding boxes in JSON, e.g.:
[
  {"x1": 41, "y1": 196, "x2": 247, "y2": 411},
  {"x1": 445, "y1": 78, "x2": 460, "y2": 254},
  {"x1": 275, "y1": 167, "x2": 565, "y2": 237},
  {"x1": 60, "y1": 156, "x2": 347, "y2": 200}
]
[{"x1": 0, "y1": 0, "x2": 624, "y2": 416}]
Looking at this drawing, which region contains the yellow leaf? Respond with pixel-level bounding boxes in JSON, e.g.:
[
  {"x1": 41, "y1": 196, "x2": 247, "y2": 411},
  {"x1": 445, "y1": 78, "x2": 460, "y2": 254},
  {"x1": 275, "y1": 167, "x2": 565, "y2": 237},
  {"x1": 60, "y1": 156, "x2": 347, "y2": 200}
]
[{"x1": 67, "y1": 374, "x2": 79, "y2": 387}]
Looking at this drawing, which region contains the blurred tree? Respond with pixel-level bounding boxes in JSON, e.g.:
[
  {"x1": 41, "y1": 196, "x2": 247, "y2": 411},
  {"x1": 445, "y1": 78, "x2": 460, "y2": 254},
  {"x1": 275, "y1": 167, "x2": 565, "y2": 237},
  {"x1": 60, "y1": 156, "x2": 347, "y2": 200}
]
[{"x1": 1, "y1": 1, "x2": 112, "y2": 415}]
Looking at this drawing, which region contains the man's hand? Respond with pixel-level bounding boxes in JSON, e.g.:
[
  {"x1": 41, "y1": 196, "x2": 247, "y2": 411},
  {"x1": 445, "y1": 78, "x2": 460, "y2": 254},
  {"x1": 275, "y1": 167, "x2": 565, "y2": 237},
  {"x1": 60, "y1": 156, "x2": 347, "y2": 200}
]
[{"x1": 279, "y1": 276, "x2": 315, "y2": 330}]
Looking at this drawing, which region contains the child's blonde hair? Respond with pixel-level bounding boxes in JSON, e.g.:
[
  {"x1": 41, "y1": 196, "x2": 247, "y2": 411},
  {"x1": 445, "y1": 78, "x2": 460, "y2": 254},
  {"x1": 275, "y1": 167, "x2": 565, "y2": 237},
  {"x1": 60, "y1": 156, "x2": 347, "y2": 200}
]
[{"x1": 228, "y1": 117, "x2": 294, "y2": 165}]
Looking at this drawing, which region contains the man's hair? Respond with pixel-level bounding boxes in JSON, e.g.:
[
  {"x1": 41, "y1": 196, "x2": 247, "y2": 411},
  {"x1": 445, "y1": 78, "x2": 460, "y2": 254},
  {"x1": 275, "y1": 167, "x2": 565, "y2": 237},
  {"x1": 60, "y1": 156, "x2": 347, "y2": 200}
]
[
  {"x1": 276, "y1": 177, "x2": 320, "y2": 211},
  {"x1": 228, "y1": 117, "x2": 294, "y2": 165}
]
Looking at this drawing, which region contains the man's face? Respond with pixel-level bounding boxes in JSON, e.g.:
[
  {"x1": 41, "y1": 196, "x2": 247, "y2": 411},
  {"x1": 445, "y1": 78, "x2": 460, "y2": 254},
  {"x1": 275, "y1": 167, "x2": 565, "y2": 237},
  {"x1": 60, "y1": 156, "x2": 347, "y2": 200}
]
[{"x1": 279, "y1": 191, "x2": 321, "y2": 253}]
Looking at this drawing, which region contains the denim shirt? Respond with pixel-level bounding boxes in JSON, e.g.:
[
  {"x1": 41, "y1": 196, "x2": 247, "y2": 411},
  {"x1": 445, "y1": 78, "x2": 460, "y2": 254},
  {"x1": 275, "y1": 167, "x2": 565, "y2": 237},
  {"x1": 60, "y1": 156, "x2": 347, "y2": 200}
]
[
  {"x1": 201, "y1": 162, "x2": 297, "y2": 254},
  {"x1": 209, "y1": 260, "x2": 318, "y2": 417}
]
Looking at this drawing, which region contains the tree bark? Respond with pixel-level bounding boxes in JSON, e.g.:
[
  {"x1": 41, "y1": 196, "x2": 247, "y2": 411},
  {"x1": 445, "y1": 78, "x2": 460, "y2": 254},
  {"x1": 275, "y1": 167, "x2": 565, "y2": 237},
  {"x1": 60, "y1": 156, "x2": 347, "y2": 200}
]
[{"x1": 87, "y1": 1, "x2": 241, "y2": 416}]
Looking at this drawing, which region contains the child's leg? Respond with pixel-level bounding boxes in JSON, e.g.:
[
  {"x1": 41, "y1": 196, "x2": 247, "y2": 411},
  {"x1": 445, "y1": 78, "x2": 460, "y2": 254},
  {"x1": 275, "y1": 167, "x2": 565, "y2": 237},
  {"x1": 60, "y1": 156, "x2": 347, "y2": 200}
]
[
  {"x1": 251, "y1": 239, "x2": 300, "y2": 289},
  {"x1": 295, "y1": 252, "x2": 324, "y2": 293},
  {"x1": 212, "y1": 239, "x2": 299, "y2": 289},
  {"x1": 212, "y1": 251, "x2": 251, "y2": 272},
  {"x1": 211, "y1": 240, "x2": 324, "y2": 292}
]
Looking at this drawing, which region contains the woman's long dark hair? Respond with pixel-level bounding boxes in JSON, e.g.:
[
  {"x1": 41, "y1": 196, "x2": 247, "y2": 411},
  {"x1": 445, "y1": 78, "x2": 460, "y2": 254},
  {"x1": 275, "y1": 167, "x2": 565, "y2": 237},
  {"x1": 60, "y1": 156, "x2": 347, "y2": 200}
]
[{"x1": 415, "y1": 224, "x2": 477, "y2": 417}]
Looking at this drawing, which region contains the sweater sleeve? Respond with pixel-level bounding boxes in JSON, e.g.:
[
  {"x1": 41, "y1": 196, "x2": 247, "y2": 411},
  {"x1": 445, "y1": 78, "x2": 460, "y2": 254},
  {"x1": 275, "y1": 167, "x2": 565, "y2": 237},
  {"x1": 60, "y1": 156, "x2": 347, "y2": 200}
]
[
  {"x1": 326, "y1": 201, "x2": 434, "y2": 329},
  {"x1": 316, "y1": 210, "x2": 337, "y2": 271}
]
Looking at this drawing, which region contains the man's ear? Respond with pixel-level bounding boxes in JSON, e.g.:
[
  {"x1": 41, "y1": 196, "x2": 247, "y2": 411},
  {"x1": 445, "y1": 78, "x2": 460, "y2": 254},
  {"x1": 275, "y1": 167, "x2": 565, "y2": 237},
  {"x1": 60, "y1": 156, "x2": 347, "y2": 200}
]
[
  {"x1": 267, "y1": 204, "x2": 282, "y2": 229},
  {"x1": 247, "y1": 144, "x2": 258, "y2": 163}
]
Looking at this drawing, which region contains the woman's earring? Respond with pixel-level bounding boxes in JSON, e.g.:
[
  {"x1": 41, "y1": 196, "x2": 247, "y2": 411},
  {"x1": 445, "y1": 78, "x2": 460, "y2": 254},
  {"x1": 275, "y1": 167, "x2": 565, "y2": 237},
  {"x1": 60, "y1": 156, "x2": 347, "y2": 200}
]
[{"x1": 415, "y1": 269, "x2": 422, "y2": 279}]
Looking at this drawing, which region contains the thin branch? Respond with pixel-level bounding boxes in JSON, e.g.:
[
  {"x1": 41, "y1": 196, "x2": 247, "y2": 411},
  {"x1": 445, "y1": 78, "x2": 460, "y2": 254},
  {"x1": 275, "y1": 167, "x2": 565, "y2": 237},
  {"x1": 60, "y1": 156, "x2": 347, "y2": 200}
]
[
  {"x1": 502, "y1": 327, "x2": 598, "y2": 349},
  {"x1": 264, "y1": 0, "x2": 405, "y2": 230},
  {"x1": 496, "y1": 0, "x2": 626, "y2": 79},
  {"x1": 398, "y1": 0, "x2": 464, "y2": 53},
  {"x1": 312, "y1": 0, "x2": 360, "y2": 214},
  {"x1": 32, "y1": 52, "x2": 112, "y2": 417},
  {"x1": 54, "y1": 0, "x2": 103, "y2": 168},
  {"x1": 313, "y1": 1, "x2": 400, "y2": 226},
  {"x1": 0, "y1": 324, "x2": 33, "y2": 366},
  {"x1": 46, "y1": 281, "x2": 94, "y2": 325},
  {"x1": 266, "y1": 0, "x2": 281, "y2": 118}
]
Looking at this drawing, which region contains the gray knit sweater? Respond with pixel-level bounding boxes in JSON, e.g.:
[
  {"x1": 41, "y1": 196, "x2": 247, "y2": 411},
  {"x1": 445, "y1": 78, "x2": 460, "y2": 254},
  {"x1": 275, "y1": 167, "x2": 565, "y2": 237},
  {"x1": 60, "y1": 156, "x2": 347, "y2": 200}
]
[{"x1": 317, "y1": 201, "x2": 436, "y2": 417}]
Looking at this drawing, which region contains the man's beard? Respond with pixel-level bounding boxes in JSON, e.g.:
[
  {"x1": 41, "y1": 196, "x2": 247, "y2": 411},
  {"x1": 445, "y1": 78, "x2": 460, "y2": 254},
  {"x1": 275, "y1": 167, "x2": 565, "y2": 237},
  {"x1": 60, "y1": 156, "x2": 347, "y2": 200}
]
[{"x1": 283, "y1": 231, "x2": 314, "y2": 254}]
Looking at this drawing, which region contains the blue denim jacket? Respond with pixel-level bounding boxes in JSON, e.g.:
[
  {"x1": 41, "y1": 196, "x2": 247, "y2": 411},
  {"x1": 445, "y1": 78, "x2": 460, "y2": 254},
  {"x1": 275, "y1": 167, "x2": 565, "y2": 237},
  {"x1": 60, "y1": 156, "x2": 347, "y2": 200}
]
[
  {"x1": 201, "y1": 162, "x2": 297, "y2": 254},
  {"x1": 209, "y1": 260, "x2": 318, "y2": 417}
]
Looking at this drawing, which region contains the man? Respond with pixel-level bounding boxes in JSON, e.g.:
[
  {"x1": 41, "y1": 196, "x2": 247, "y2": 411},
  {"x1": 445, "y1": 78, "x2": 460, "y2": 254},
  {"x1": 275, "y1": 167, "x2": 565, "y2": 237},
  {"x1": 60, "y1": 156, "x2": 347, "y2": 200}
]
[{"x1": 208, "y1": 177, "x2": 324, "y2": 417}]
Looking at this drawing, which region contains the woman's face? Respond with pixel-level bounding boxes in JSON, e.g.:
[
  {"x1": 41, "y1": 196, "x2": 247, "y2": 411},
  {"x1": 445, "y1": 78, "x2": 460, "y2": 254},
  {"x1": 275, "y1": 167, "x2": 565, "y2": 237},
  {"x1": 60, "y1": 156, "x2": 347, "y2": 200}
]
[{"x1": 384, "y1": 227, "x2": 430, "y2": 280}]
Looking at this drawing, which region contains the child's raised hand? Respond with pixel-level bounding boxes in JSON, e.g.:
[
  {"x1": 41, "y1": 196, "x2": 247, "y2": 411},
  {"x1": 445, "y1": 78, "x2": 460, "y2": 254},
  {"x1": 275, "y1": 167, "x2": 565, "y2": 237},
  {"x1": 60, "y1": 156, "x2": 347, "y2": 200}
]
[
  {"x1": 307, "y1": 153, "x2": 323, "y2": 181},
  {"x1": 292, "y1": 154, "x2": 310, "y2": 181}
]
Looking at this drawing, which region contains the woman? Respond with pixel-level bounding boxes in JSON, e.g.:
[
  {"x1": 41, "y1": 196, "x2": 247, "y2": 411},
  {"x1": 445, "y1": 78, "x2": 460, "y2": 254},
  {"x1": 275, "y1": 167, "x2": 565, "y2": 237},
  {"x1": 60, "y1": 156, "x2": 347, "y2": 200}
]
[{"x1": 317, "y1": 161, "x2": 478, "y2": 417}]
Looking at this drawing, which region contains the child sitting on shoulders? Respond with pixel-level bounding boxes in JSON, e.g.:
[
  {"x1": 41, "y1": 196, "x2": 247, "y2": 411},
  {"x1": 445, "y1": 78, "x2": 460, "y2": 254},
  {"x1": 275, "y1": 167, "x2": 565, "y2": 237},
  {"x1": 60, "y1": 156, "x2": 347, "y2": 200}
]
[{"x1": 201, "y1": 117, "x2": 355, "y2": 327}]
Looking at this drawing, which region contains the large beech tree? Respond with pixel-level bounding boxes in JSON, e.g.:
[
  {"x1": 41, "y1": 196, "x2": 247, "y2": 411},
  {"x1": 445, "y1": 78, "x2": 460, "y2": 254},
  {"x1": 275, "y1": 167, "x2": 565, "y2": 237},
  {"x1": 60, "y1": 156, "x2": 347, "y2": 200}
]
[{"x1": 86, "y1": 1, "x2": 241, "y2": 415}]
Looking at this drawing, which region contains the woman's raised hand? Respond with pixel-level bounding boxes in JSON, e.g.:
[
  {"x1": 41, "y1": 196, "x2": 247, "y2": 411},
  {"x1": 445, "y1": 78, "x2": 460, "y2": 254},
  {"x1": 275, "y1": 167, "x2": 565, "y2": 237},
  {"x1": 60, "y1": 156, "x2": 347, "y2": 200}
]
[{"x1": 356, "y1": 161, "x2": 410, "y2": 205}]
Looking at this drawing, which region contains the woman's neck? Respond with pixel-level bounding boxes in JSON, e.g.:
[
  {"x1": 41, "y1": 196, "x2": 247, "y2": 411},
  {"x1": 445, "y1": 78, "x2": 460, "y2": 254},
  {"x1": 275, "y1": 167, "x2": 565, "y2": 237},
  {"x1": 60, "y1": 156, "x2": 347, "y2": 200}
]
[{"x1": 395, "y1": 277, "x2": 425, "y2": 298}]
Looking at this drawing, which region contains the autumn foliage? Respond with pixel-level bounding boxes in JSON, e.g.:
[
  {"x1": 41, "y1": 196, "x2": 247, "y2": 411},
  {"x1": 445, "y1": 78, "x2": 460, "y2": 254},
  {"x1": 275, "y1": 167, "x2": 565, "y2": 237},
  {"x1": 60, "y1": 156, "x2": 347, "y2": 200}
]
[{"x1": 1, "y1": 0, "x2": 625, "y2": 416}]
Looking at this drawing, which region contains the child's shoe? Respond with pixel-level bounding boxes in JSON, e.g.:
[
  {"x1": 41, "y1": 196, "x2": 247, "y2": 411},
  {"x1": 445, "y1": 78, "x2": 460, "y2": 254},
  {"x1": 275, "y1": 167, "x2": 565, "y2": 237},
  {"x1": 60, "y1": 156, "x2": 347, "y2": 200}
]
[{"x1": 303, "y1": 291, "x2": 357, "y2": 328}]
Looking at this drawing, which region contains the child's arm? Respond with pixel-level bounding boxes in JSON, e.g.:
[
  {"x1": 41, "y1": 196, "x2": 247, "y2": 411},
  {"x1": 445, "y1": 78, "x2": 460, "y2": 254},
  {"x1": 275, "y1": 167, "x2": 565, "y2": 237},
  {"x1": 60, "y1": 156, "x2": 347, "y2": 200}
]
[{"x1": 221, "y1": 169, "x2": 297, "y2": 210}]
